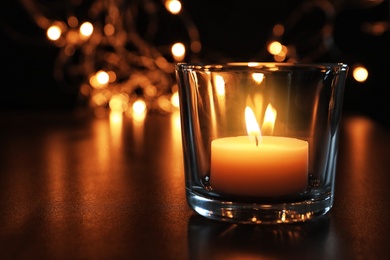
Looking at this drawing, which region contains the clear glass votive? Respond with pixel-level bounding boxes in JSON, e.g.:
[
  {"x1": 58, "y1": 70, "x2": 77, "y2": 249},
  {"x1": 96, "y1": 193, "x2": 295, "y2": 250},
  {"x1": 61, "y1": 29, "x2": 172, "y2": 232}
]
[{"x1": 175, "y1": 62, "x2": 348, "y2": 224}]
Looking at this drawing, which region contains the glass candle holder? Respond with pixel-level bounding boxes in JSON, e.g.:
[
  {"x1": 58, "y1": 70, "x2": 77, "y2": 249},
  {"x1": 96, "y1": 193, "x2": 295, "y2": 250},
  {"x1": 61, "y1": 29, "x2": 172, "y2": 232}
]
[{"x1": 176, "y1": 62, "x2": 348, "y2": 224}]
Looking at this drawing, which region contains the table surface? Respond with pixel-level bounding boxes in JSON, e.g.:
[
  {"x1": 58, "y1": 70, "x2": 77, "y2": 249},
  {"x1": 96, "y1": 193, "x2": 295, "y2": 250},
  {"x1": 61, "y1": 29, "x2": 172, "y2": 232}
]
[{"x1": 0, "y1": 110, "x2": 389, "y2": 259}]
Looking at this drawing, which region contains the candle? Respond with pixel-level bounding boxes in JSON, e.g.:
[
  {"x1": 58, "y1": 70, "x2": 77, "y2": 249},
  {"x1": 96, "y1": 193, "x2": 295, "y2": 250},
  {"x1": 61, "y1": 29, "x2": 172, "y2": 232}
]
[{"x1": 210, "y1": 106, "x2": 308, "y2": 197}]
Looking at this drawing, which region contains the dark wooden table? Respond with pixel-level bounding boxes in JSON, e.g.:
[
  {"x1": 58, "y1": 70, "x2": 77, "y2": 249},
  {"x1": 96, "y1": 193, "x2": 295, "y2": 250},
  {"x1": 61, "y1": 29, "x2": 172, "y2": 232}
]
[{"x1": 0, "y1": 110, "x2": 389, "y2": 259}]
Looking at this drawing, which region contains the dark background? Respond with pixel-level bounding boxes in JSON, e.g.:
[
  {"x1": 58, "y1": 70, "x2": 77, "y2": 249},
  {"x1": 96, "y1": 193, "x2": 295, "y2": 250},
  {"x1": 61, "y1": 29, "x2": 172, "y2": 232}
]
[{"x1": 0, "y1": 0, "x2": 389, "y2": 126}]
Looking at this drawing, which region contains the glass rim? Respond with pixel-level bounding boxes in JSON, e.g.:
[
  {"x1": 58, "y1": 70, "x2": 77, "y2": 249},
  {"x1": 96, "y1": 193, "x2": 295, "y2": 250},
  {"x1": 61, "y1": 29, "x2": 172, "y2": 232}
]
[{"x1": 175, "y1": 62, "x2": 348, "y2": 71}]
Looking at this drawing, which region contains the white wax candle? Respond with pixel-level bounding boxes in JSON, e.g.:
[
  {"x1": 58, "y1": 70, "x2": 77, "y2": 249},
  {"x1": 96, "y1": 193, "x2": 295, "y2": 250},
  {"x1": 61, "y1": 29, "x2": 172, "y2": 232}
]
[{"x1": 210, "y1": 136, "x2": 309, "y2": 197}]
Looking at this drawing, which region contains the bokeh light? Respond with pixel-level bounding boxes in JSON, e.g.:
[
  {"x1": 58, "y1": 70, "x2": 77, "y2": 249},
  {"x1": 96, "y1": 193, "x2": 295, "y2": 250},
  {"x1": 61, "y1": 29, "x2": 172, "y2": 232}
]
[
  {"x1": 353, "y1": 66, "x2": 369, "y2": 82},
  {"x1": 79, "y1": 22, "x2": 93, "y2": 38},
  {"x1": 171, "y1": 42, "x2": 186, "y2": 61},
  {"x1": 267, "y1": 41, "x2": 282, "y2": 55},
  {"x1": 165, "y1": 0, "x2": 182, "y2": 15},
  {"x1": 47, "y1": 25, "x2": 61, "y2": 41}
]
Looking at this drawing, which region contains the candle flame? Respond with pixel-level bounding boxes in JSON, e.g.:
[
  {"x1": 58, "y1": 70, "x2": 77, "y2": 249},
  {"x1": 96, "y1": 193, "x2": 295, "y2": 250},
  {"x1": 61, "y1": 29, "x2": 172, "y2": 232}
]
[
  {"x1": 245, "y1": 106, "x2": 261, "y2": 145},
  {"x1": 262, "y1": 103, "x2": 277, "y2": 135}
]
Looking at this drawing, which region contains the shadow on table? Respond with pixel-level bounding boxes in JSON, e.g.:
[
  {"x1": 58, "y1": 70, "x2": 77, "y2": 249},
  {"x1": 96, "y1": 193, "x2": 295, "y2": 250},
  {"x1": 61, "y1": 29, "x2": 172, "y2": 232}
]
[{"x1": 187, "y1": 214, "x2": 330, "y2": 259}]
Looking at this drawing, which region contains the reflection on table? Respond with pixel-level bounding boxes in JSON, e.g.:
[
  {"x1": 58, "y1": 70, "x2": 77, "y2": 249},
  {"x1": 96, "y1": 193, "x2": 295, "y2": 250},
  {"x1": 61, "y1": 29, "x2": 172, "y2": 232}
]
[{"x1": 0, "y1": 111, "x2": 389, "y2": 259}]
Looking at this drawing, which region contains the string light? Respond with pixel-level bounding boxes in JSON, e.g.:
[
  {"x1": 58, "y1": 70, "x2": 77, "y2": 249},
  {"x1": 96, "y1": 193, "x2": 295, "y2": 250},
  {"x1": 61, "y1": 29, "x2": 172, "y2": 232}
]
[
  {"x1": 353, "y1": 66, "x2": 369, "y2": 83},
  {"x1": 171, "y1": 42, "x2": 186, "y2": 61},
  {"x1": 19, "y1": 0, "x2": 201, "y2": 117},
  {"x1": 262, "y1": 0, "x2": 388, "y2": 83},
  {"x1": 47, "y1": 25, "x2": 61, "y2": 41},
  {"x1": 165, "y1": 0, "x2": 182, "y2": 14},
  {"x1": 14, "y1": 0, "x2": 389, "y2": 115}
]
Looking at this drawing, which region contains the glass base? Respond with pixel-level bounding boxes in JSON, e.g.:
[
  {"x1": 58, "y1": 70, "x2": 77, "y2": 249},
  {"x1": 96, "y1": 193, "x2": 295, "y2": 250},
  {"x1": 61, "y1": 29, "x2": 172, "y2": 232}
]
[{"x1": 187, "y1": 190, "x2": 333, "y2": 224}]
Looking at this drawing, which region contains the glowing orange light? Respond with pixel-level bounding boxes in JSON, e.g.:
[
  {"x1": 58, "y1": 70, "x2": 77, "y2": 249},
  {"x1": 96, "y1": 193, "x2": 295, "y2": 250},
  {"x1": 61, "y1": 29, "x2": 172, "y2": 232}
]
[
  {"x1": 96, "y1": 70, "x2": 109, "y2": 85},
  {"x1": 110, "y1": 111, "x2": 123, "y2": 124},
  {"x1": 171, "y1": 42, "x2": 185, "y2": 61},
  {"x1": 191, "y1": 41, "x2": 202, "y2": 53},
  {"x1": 353, "y1": 66, "x2": 368, "y2": 82},
  {"x1": 133, "y1": 99, "x2": 147, "y2": 114},
  {"x1": 165, "y1": 0, "x2": 182, "y2": 14},
  {"x1": 67, "y1": 16, "x2": 78, "y2": 28},
  {"x1": 80, "y1": 22, "x2": 93, "y2": 37},
  {"x1": 144, "y1": 85, "x2": 157, "y2": 98},
  {"x1": 268, "y1": 41, "x2": 282, "y2": 55},
  {"x1": 273, "y1": 24, "x2": 284, "y2": 37},
  {"x1": 104, "y1": 24, "x2": 115, "y2": 36},
  {"x1": 109, "y1": 94, "x2": 129, "y2": 112},
  {"x1": 109, "y1": 98, "x2": 123, "y2": 112},
  {"x1": 90, "y1": 93, "x2": 108, "y2": 106},
  {"x1": 158, "y1": 96, "x2": 173, "y2": 112},
  {"x1": 107, "y1": 71, "x2": 117, "y2": 83},
  {"x1": 47, "y1": 25, "x2": 62, "y2": 41},
  {"x1": 274, "y1": 53, "x2": 286, "y2": 62},
  {"x1": 66, "y1": 30, "x2": 79, "y2": 44}
]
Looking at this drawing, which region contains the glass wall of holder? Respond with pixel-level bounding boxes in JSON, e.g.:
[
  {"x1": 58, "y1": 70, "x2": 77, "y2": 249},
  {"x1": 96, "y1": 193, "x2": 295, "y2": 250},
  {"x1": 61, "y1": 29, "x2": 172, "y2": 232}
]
[{"x1": 176, "y1": 62, "x2": 348, "y2": 224}]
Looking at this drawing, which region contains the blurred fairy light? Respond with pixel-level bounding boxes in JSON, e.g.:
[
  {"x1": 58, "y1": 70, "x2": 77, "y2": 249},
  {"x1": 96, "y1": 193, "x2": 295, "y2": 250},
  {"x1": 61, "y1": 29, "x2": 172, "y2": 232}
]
[
  {"x1": 353, "y1": 66, "x2": 369, "y2": 82},
  {"x1": 267, "y1": 41, "x2": 282, "y2": 55},
  {"x1": 79, "y1": 22, "x2": 93, "y2": 37},
  {"x1": 165, "y1": 0, "x2": 182, "y2": 14},
  {"x1": 171, "y1": 42, "x2": 186, "y2": 61},
  {"x1": 20, "y1": 0, "x2": 201, "y2": 116},
  {"x1": 13, "y1": 0, "x2": 388, "y2": 112},
  {"x1": 263, "y1": 0, "x2": 389, "y2": 80},
  {"x1": 133, "y1": 99, "x2": 147, "y2": 114},
  {"x1": 47, "y1": 25, "x2": 61, "y2": 41}
]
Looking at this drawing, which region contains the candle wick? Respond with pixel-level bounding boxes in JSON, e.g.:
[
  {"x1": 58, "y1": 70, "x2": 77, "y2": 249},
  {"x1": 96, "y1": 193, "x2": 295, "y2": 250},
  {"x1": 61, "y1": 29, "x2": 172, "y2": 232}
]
[{"x1": 255, "y1": 136, "x2": 258, "y2": 147}]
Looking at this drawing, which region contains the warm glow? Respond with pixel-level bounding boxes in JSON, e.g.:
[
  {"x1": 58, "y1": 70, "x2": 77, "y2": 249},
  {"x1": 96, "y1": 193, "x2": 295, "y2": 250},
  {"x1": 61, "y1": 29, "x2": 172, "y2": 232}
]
[
  {"x1": 248, "y1": 62, "x2": 260, "y2": 67},
  {"x1": 191, "y1": 40, "x2": 202, "y2": 53},
  {"x1": 66, "y1": 30, "x2": 80, "y2": 44},
  {"x1": 109, "y1": 94, "x2": 129, "y2": 112},
  {"x1": 104, "y1": 24, "x2": 115, "y2": 36},
  {"x1": 171, "y1": 92, "x2": 180, "y2": 108},
  {"x1": 109, "y1": 111, "x2": 123, "y2": 124},
  {"x1": 144, "y1": 85, "x2": 157, "y2": 97},
  {"x1": 107, "y1": 71, "x2": 117, "y2": 83},
  {"x1": 171, "y1": 42, "x2": 185, "y2": 61},
  {"x1": 133, "y1": 99, "x2": 147, "y2": 114},
  {"x1": 353, "y1": 66, "x2": 369, "y2": 82},
  {"x1": 89, "y1": 75, "x2": 100, "y2": 88},
  {"x1": 90, "y1": 93, "x2": 107, "y2": 106},
  {"x1": 245, "y1": 106, "x2": 261, "y2": 140},
  {"x1": 268, "y1": 41, "x2": 282, "y2": 55},
  {"x1": 274, "y1": 45, "x2": 288, "y2": 61},
  {"x1": 215, "y1": 75, "x2": 225, "y2": 96},
  {"x1": 273, "y1": 24, "x2": 284, "y2": 36},
  {"x1": 132, "y1": 100, "x2": 147, "y2": 122},
  {"x1": 47, "y1": 25, "x2": 62, "y2": 41},
  {"x1": 165, "y1": 0, "x2": 182, "y2": 14},
  {"x1": 80, "y1": 22, "x2": 94, "y2": 37},
  {"x1": 371, "y1": 22, "x2": 386, "y2": 35},
  {"x1": 274, "y1": 53, "x2": 286, "y2": 62},
  {"x1": 262, "y1": 103, "x2": 277, "y2": 135},
  {"x1": 96, "y1": 70, "x2": 109, "y2": 85},
  {"x1": 158, "y1": 96, "x2": 173, "y2": 112},
  {"x1": 67, "y1": 16, "x2": 78, "y2": 28},
  {"x1": 252, "y1": 73, "x2": 264, "y2": 84}
]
